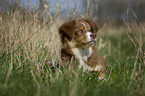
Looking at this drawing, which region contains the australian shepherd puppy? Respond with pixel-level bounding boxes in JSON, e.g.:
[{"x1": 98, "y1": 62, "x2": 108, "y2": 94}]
[{"x1": 58, "y1": 18, "x2": 108, "y2": 76}]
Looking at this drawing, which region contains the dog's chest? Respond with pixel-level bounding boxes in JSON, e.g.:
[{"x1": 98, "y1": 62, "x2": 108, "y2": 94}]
[{"x1": 72, "y1": 47, "x2": 93, "y2": 68}]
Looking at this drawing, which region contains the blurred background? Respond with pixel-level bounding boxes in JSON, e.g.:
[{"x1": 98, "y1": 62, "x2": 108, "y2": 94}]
[{"x1": 0, "y1": 0, "x2": 145, "y2": 24}]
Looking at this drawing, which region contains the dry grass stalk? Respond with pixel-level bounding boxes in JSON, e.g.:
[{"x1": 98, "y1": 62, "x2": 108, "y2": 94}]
[{"x1": 125, "y1": 8, "x2": 145, "y2": 95}]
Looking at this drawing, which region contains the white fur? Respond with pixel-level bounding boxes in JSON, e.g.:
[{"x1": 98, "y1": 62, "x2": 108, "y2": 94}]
[
  {"x1": 81, "y1": 22, "x2": 87, "y2": 31},
  {"x1": 86, "y1": 32, "x2": 92, "y2": 41},
  {"x1": 71, "y1": 47, "x2": 100, "y2": 71},
  {"x1": 81, "y1": 22, "x2": 96, "y2": 42},
  {"x1": 98, "y1": 77, "x2": 106, "y2": 80},
  {"x1": 81, "y1": 22, "x2": 93, "y2": 42}
]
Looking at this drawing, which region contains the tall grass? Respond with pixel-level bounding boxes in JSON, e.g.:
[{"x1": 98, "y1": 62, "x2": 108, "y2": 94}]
[{"x1": 0, "y1": 1, "x2": 145, "y2": 96}]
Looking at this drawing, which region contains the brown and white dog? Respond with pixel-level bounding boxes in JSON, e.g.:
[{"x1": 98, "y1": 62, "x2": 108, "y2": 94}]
[{"x1": 58, "y1": 18, "x2": 108, "y2": 76}]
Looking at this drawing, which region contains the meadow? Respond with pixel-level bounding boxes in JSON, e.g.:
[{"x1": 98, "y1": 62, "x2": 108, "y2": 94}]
[{"x1": 0, "y1": 3, "x2": 145, "y2": 96}]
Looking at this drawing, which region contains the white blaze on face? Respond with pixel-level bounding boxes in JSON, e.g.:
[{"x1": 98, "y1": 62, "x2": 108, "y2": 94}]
[
  {"x1": 86, "y1": 32, "x2": 92, "y2": 41},
  {"x1": 81, "y1": 22, "x2": 87, "y2": 31},
  {"x1": 81, "y1": 22, "x2": 92, "y2": 42},
  {"x1": 81, "y1": 22, "x2": 96, "y2": 42}
]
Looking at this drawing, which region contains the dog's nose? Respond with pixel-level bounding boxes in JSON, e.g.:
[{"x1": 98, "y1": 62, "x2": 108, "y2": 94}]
[{"x1": 90, "y1": 33, "x2": 96, "y2": 39}]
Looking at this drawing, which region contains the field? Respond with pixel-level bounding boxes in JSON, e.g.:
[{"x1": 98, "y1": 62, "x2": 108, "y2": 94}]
[{"x1": 0, "y1": 6, "x2": 145, "y2": 96}]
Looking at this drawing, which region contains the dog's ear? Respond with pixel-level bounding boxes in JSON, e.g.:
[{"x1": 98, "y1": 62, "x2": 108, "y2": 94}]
[
  {"x1": 82, "y1": 18, "x2": 98, "y2": 33},
  {"x1": 58, "y1": 20, "x2": 76, "y2": 42}
]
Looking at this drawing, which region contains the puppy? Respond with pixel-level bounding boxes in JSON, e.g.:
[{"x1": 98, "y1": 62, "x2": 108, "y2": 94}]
[{"x1": 58, "y1": 18, "x2": 108, "y2": 76}]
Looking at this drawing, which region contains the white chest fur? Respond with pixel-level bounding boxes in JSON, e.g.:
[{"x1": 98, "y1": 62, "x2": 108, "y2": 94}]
[
  {"x1": 72, "y1": 47, "x2": 102, "y2": 71},
  {"x1": 72, "y1": 47, "x2": 93, "y2": 70}
]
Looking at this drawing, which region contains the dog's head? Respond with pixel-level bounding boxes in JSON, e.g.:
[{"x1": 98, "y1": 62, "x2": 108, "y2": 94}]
[{"x1": 59, "y1": 18, "x2": 98, "y2": 48}]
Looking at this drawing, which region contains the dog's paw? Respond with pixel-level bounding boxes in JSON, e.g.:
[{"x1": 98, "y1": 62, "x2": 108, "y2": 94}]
[{"x1": 98, "y1": 76, "x2": 106, "y2": 80}]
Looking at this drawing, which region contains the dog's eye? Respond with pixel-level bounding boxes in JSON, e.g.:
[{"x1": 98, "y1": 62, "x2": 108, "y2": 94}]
[{"x1": 76, "y1": 30, "x2": 83, "y2": 35}]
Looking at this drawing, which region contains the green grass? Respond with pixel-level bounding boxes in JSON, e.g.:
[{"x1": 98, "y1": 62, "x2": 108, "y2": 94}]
[{"x1": 0, "y1": 9, "x2": 145, "y2": 96}]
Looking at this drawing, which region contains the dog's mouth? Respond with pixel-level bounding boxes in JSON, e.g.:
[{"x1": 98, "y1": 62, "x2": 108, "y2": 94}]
[
  {"x1": 82, "y1": 39, "x2": 96, "y2": 45},
  {"x1": 87, "y1": 38, "x2": 97, "y2": 44},
  {"x1": 87, "y1": 40, "x2": 96, "y2": 44}
]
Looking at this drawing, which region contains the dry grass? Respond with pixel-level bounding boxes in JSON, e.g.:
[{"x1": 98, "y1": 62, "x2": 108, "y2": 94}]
[
  {"x1": 0, "y1": 1, "x2": 145, "y2": 96},
  {"x1": 0, "y1": 9, "x2": 63, "y2": 86}
]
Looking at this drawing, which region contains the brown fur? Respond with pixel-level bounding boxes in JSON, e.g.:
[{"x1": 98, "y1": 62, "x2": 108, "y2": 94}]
[{"x1": 58, "y1": 18, "x2": 108, "y2": 74}]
